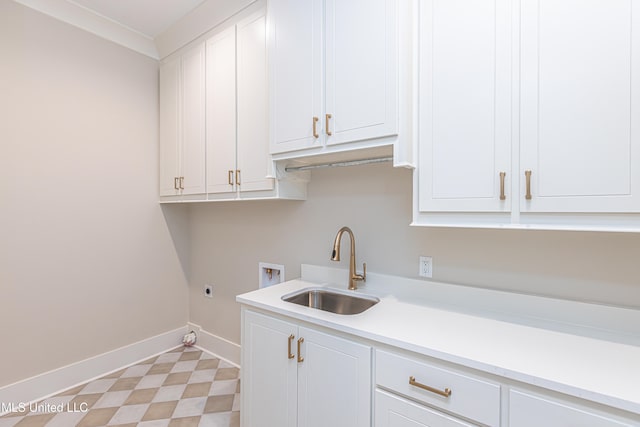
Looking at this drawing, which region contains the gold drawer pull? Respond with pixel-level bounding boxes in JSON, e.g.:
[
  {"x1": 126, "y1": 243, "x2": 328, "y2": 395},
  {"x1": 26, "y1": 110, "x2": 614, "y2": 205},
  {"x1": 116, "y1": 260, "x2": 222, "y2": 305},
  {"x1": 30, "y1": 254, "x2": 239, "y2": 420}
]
[
  {"x1": 228, "y1": 170, "x2": 234, "y2": 186},
  {"x1": 297, "y1": 337, "x2": 304, "y2": 363},
  {"x1": 525, "y1": 170, "x2": 532, "y2": 200},
  {"x1": 179, "y1": 176, "x2": 184, "y2": 190},
  {"x1": 236, "y1": 169, "x2": 241, "y2": 186},
  {"x1": 174, "y1": 177, "x2": 179, "y2": 190},
  {"x1": 325, "y1": 114, "x2": 332, "y2": 136},
  {"x1": 499, "y1": 172, "x2": 506, "y2": 200},
  {"x1": 287, "y1": 334, "x2": 295, "y2": 359},
  {"x1": 312, "y1": 117, "x2": 319, "y2": 139},
  {"x1": 409, "y1": 376, "x2": 452, "y2": 398}
]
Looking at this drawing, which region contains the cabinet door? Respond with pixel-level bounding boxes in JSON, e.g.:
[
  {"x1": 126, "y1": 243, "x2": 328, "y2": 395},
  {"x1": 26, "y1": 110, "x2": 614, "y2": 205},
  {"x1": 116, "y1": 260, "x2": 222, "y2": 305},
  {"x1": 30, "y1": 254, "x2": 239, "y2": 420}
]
[
  {"x1": 520, "y1": 0, "x2": 640, "y2": 213},
  {"x1": 206, "y1": 27, "x2": 237, "y2": 195},
  {"x1": 375, "y1": 390, "x2": 476, "y2": 427},
  {"x1": 418, "y1": 0, "x2": 512, "y2": 212},
  {"x1": 242, "y1": 310, "x2": 297, "y2": 427},
  {"x1": 325, "y1": 0, "x2": 397, "y2": 146},
  {"x1": 509, "y1": 390, "x2": 636, "y2": 427},
  {"x1": 268, "y1": 0, "x2": 323, "y2": 153},
  {"x1": 237, "y1": 13, "x2": 274, "y2": 193},
  {"x1": 180, "y1": 44, "x2": 206, "y2": 195},
  {"x1": 159, "y1": 57, "x2": 181, "y2": 197},
  {"x1": 297, "y1": 326, "x2": 371, "y2": 427}
]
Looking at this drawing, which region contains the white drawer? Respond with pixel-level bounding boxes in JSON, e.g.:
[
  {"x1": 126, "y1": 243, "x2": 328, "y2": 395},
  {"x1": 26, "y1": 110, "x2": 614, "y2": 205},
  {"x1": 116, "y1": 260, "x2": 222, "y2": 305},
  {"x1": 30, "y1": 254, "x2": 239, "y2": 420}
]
[
  {"x1": 509, "y1": 389, "x2": 638, "y2": 427},
  {"x1": 375, "y1": 389, "x2": 476, "y2": 427},
  {"x1": 375, "y1": 349, "x2": 500, "y2": 426}
]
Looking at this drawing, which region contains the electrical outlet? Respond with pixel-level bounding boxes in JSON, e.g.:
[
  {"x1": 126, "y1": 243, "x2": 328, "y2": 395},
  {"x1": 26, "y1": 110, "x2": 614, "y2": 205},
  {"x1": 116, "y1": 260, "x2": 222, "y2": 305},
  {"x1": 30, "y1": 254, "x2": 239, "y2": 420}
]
[
  {"x1": 419, "y1": 256, "x2": 432, "y2": 278},
  {"x1": 204, "y1": 284, "x2": 213, "y2": 298}
]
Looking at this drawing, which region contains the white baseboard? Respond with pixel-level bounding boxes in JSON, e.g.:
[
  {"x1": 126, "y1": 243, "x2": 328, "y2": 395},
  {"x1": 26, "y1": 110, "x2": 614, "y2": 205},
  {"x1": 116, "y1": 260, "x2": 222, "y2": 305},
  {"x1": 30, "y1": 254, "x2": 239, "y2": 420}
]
[
  {"x1": 0, "y1": 326, "x2": 188, "y2": 412},
  {"x1": 188, "y1": 323, "x2": 241, "y2": 368}
]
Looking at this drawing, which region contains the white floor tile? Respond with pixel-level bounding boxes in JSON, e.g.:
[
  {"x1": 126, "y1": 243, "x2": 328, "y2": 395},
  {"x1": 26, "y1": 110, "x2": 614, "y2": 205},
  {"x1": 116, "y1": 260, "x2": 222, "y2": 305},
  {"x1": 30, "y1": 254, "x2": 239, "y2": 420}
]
[
  {"x1": 152, "y1": 384, "x2": 187, "y2": 403},
  {"x1": 109, "y1": 403, "x2": 149, "y2": 424},
  {"x1": 209, "y1": 380, "x2": 237, "y2": 396},
  {"x1": 138, "y1": 419, "x2": 170, "y2": 427},
  {"x1": 136, "y1": 374, "x2": 169, "y2": 389},
  {"x1": 155, "y1": 353, "x2": 182, "y2": 364},
  {"x1": 45, "y1": 410, "x2": 87, "y2": 427},
  {"x1": 189, "y1": 369, "x2": 217, "y2": 384},
  {"x1": 171, "y1": 360, "x2": 199, "y2": 373},
  {"x1": 172, "y1": 397, "x2": 207, "y2": 419},
  {"x1": 199, "y1": 412, "x2": 232, "y2": 427},
  {"x1": 93, "y1": 390, "x2": 132, "y2": 409}
]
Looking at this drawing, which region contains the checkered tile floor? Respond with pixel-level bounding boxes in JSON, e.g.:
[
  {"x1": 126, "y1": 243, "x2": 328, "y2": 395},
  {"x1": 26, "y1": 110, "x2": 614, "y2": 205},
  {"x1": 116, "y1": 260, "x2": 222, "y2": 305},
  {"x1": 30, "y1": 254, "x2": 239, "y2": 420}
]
[{"x1": 0, "y1": 346, "x2": 240, "y2": 427}]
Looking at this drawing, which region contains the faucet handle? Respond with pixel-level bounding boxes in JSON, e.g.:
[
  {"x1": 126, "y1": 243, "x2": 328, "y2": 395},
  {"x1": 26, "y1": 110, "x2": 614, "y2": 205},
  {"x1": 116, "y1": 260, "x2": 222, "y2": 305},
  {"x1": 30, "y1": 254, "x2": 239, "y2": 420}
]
[{"x1": 354, "y1": 263, "x2": 366, "y2": 283}]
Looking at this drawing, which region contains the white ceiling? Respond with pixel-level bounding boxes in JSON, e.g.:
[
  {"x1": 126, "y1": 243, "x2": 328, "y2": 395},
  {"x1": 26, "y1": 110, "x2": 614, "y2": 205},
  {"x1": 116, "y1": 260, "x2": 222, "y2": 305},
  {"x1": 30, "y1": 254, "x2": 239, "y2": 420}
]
[{"x1": 68, "y1": 0, "x2": 207, "y2": 38}]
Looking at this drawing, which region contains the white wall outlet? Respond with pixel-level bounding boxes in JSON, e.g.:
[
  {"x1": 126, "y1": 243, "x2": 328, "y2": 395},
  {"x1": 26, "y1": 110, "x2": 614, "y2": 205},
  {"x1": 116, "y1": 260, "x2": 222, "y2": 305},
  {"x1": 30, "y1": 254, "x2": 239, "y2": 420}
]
[
  {"x1": 259, "y1": 262, "x2": 285, "y2": 288},
  {"x1": 204, "y1": 284, "x2": 213, "y2": 298},
  {"x1": 419, "y1": 256, "x2": 433, "y2": 278}
]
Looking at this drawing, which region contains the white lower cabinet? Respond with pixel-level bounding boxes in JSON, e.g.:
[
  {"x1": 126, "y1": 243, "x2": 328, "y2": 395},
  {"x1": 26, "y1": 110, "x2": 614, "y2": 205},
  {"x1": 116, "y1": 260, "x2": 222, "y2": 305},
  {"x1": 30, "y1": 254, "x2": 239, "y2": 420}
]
[
  {"x1": 241, "y1": 309, "x2": 371, "y2": 427},
  {"x1": 509, "y1": 390, "x2": 637, "y2": 427},
  {"x1": 241, "y1": 310, "x2": 640, "y2": 427}
]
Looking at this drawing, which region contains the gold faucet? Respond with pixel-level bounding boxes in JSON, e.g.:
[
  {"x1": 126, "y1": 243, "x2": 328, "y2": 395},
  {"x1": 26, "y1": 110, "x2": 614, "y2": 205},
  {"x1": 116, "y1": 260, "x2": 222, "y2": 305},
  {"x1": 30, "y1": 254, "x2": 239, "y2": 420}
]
[{"x1": 330, "y1": 226, "x2": 366, "y2": 290}]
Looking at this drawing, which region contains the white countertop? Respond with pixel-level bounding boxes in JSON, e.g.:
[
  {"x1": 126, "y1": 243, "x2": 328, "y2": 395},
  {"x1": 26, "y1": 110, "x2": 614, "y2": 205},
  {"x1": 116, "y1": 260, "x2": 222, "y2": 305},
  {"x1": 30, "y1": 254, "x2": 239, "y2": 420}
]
[{"x1": 236, "y1": 265, "x2": 640, "y2": 415}]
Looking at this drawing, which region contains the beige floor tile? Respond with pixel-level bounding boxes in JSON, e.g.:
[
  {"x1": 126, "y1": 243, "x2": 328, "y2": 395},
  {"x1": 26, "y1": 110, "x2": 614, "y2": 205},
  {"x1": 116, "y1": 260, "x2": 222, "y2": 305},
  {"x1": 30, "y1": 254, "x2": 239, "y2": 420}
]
[
  {"x1": 148, "y1": 363, "x2": 176, "y2": 375},
  {"x1": 56, "y1": 384, "x2": 85, "y2": 396},
  {"x1": 214, "y1": 368, "x2": 239, "y2": 381},
  {"x1": 163, "y1": 372, "x2": 191, "y2": 387},
  {"x1": 76, "y1": 407, "x2": 118, "y2": 427},
  {"x1": 109, "y1": 377, "x2": 142, "y2": 392},
  {"x1": 167, "y1": 416, "x2": 201, "y2": 427},
  {"x1": 181, "y1": 383, "x2": 212, "y2": 399},
  {"x1": 203, "y1": 395, "x2": 234, "y2": 414},
  {"x1": 124, "y1": 388, "x2": 158, "y2": 405},
  {"x1": 69, "y1": 393, "x2": 105, "y2": 410},
  {"x1": 13, "y1": 414, "x2": 55, "y2": 427},
  {"x1": 230, "y1": 411, "x2": 240, "y2": 427},
  {"x1": 178, "y1": 351, "x2": 202, "y2": 361},
  {"x1": 195, "y1": 359, "x2": 219, "y2": 371},
  {"x1": 141, "y1": 401, "x2": 178, "y2": 421}
]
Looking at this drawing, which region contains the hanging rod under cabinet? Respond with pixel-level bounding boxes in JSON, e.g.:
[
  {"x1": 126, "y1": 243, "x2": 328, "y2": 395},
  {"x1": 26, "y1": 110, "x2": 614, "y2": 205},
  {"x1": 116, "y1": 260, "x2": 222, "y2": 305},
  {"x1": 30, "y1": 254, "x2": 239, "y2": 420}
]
[{"x1": 284, "y1": 156, "x2": 393, "y2": 172}]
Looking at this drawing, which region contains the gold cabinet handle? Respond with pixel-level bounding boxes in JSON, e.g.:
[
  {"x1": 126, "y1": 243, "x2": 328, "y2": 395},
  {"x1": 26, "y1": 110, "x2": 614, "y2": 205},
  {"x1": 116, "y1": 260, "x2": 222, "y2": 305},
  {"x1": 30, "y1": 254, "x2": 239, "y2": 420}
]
[
  {"x1": 174, "y1": 177, "x2": 179, "y2": 190},
  {"x1": 228, "y1": 170, "x2": 234, "y2": 186},
  {"x1": 325, "y1": 114, "x2": 332, "y2": 136},
  {"x1": 409, "y1": 376, "x2": 452, "y2": 398},
  {"x1": 525, "y1": 170, "x2": 532, "y2": 200},
  {"x1": 297, "y1": 337, "x2": 304, "y2": 363},
  {"x1": 312, "y1": 117, "x2": 319, "y2": 139},
  {"x1": 236, "y1": 170, "x2": 241, "y2": 186},
  {"x1": 179, "y1": 176, "x2": 184, "y2": 190},
  {"x1": 287, "y1": 334, "x2": 295, "y2": 359},
  {"x1": 499, "y1": 172, "x2": 506, "y2": 201}
]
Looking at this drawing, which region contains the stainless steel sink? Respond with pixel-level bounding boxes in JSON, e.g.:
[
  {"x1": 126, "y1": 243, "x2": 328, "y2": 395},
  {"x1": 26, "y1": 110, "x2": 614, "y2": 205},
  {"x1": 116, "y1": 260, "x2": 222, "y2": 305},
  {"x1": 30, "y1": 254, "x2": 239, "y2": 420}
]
[{"x1": 281, "y1": 287, "x2": 379, "y2": 315}]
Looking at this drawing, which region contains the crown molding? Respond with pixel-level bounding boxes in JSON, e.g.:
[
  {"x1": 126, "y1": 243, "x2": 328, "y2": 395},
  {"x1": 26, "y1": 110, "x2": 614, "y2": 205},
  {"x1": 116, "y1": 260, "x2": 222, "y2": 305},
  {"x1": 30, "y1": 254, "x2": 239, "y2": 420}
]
[{"x1": 13, "y1": 0, "x2": 159, "y2": 59}]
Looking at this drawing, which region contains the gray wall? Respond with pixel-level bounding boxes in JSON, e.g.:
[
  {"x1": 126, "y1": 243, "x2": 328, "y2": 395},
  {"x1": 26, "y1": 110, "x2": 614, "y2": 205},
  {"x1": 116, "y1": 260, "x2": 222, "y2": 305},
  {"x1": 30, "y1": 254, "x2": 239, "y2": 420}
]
[
  {"x1": 188, "y1": 162, "x2": 640, "y2": 345},
  {"x1": 0, "y1": 2, "x2": 188, "y2": 387}
]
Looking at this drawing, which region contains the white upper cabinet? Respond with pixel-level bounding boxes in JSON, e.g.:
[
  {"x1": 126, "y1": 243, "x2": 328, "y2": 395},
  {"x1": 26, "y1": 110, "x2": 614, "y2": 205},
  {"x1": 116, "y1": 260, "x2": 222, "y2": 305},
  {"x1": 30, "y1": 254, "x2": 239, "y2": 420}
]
[
  {"x1": 268, "y1": 0, "x2": 323, "y2": 153},
  {"x1": 159, "y1": 45, "x2": 206, "y2": 199},
  {"x1": 324, "y1": 0, "x2": 397, "y2": 146},
  {"x1": 415, "y1": 0, "x2": 640, "y2": 230},
  {"x1": 206, "y1": 27, "x2": 237, "y2": 195},
  {"x1": 268, "y1": 0, "x2": 399, "y2": 156},
  {"x1": 418, "y1": 0, "x2": 512, "y2": 213},
  {"x1": 236, "y1": 13, "x2": 274, "y2": 193},
  {"x1": 160, "y1": 5, "x2": 306, "y2": 203},
  {"x1": 206, "y1": 12, "x2": 276, "y2": 197},
  {"x1": 520, "y1": 0, "x2": 640, "y2": 214},
  {"x1": 159, "y1": 56, "x2": 181, "y2": 197}
]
